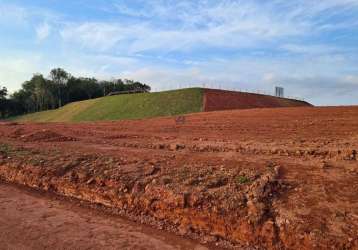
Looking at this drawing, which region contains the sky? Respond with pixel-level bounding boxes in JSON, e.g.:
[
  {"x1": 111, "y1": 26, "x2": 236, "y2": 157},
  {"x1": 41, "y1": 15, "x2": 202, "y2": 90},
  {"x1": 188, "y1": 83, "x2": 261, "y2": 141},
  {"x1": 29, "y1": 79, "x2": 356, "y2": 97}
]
[{"x1": 0, "y1": 0, "x2": 358, "y2": 105}]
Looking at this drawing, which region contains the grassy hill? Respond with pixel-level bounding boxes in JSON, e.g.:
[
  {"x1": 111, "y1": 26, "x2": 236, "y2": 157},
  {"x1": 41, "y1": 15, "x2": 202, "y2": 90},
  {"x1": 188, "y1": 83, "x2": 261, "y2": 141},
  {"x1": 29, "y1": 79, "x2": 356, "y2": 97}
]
[
  {"x1": 12, "y1": 87, "x2": 312, "y2": 123},
  {"x1": 14, "y1": 88, "x2": 204, "y2": 122}
]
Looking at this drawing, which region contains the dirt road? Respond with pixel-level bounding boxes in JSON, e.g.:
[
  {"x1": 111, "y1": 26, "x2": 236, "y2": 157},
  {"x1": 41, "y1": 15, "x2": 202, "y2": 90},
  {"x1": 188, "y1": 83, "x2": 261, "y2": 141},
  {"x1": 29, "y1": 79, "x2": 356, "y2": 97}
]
[{"x1": 0, "y1": 182, "x2": 207, "y2": 250}]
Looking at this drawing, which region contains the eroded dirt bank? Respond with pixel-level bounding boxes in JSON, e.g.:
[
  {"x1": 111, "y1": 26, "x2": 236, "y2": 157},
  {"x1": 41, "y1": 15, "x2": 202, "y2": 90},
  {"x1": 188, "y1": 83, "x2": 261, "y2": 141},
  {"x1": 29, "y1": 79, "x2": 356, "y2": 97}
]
[
  {"x1": 0, "y1": 182, "x2": 207, "y2": 250},
  {"x1": 0, "y1": 106, "x2": 357, "y2": 249}
]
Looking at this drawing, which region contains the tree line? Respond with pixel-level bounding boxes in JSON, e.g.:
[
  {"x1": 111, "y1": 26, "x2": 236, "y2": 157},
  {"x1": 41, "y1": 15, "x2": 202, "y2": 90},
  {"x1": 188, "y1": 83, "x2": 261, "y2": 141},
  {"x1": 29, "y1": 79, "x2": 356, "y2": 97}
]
[{"x1": 0, "y1": 68, "x2": 150, "y2": 119}]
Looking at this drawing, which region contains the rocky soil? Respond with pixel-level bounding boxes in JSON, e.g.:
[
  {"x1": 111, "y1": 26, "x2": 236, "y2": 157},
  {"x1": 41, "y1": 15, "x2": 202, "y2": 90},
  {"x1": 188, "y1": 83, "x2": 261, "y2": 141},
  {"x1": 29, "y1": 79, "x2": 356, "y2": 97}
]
[{"x1": 0, "y1": 106, "x2": 357, "y2": 249}]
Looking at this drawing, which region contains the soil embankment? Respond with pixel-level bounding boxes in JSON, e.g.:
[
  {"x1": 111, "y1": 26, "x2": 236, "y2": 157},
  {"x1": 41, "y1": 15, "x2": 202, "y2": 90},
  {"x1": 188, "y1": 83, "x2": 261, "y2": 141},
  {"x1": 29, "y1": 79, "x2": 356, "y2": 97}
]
[{"x1": 203, "y1": 89, "x2": 312, "y2": 112}]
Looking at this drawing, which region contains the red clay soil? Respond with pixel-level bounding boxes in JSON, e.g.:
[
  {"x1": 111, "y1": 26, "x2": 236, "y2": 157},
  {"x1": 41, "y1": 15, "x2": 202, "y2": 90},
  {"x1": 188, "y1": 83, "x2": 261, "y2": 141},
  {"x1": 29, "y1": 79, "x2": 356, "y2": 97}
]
[
  {"x1": 0, "y1": 183, "x2": 207, "y2": 250},
  {"x1": 0, "y1": 106, "x2": 357, "y2": 249},
  {"x1": 203, "y1": 89, "x2": 312, "y2": 112}
]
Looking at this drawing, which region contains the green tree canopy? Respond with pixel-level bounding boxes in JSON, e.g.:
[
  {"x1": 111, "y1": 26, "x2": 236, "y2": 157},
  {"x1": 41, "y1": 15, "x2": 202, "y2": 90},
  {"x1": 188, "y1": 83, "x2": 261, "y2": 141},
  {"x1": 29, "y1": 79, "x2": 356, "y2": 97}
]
[
  {"x1": 0, "y1": 85, "x2": 7, "y2": 99},
  {"x1": 1, "y1": 68, "x2": 151, "y2": 118},
  {"x1": 50, "y1": 68, "x2": 70, "y2": 107}
]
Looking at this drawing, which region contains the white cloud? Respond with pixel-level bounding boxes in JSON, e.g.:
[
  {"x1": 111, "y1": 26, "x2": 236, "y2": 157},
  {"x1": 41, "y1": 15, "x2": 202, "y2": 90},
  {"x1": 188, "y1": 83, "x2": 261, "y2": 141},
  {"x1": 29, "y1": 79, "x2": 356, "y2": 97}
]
[
  {"x1": 280, "y1": 44, "x2": 342, "y2": 55},
  {"x1": 343, "y1": 75, "x2": 358, "y2": 84},
  {"x1": 60, "y1": 22, "x2": 129, "y2": 51},
  {"x1": 0, "y1": 3, "x2": 60, "y2": 26},
  {"x1": 0, "y1": 4, "x2": 28, "y2": 24},
  {"x1": 113, "y1": 3, "x2": 150, "y2": 18},
  {"x1": 36, "y1": 23, "x2": 51, "y2": 40},
  {"x1": 59, "y1": 0, "x2": 358, "y2": 55},
  {"x1": 0, "y1": 54, "x2": 45, "y2": 92}
]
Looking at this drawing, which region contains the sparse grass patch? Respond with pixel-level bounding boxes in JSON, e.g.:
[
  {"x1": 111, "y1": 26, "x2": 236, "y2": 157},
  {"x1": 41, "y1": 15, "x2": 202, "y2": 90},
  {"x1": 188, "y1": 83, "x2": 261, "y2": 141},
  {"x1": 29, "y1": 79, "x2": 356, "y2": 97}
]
[
  {"x1": 0, "y1": 143, "x2": 33, "y2": 159},
  {"x1": 236, "y1": 175, "x2": 250, "y2": 184},
  {"x1": 0, "y1": 143, "x2": 12, "y2": 154}
]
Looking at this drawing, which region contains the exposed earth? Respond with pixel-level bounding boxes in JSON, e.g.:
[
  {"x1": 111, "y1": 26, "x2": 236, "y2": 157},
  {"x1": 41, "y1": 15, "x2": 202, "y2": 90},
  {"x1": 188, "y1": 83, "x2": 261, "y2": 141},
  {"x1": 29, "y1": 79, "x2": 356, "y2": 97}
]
[
  {"x1": 203, "y1": 89, "x2": 311, "y2": 112},
  {"x1": 0, "y1": 106, "x2": 357, "y2": 249},
  {"x1": 0, "y1": 182, "x2": 207, "y2": 250}
]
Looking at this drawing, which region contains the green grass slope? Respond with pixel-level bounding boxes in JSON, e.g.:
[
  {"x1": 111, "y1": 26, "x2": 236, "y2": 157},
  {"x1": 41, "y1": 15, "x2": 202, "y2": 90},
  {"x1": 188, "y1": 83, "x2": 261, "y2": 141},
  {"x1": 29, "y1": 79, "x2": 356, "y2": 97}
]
[{"x1": 14, "y1": 88, "x2": 204, "y2": 122}]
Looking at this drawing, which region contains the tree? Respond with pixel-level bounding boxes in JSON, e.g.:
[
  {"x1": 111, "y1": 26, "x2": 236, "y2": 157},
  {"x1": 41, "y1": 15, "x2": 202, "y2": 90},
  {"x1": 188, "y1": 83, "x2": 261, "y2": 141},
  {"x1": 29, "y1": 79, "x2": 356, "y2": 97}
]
[
  {"x1": 0, "y1": 85, "x2": 7, "y2": 99},
  {"x1": 49, "y1": 68, "x2": 69, "y2": 108},
  {"x1": 0, "y1": 85, "x2": 8, "y2": 118},
  {"x1": 10, "y1": 89, "x2": 31, "y2": 114},
  {"x1": 2, "y1": 68, "x2": 151, "y2": 118},
  {"x1": 81, "y1": 78, "x2": 101, "y2": 99},
  {"x1": 30, "y1": 74, "x2": 56, "y2": 111},
  {"x1": 66, "y1": 77, "x2": 88, "y2": 102}
]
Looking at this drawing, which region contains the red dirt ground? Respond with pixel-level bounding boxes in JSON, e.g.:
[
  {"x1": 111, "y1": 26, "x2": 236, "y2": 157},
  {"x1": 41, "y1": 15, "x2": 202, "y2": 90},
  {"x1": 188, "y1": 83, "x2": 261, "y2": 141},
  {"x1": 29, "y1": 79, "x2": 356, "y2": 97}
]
[
  {"x1": 0, "y1": 106, "x2": 357, "y2": 249},
  {"x1": 0, "y1": 183, "x2": 208, "y2": 250},
  {"x1": 203, "y1": 89, "x2": 312, "y2": 112}
]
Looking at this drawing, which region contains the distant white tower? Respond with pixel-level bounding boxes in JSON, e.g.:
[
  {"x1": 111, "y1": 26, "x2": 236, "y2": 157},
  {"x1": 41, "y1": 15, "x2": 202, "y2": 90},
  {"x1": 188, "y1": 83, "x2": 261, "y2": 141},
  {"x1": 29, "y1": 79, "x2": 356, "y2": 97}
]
[{"x1": 275, "y1": 86, "x2": 284, "y2": 97}]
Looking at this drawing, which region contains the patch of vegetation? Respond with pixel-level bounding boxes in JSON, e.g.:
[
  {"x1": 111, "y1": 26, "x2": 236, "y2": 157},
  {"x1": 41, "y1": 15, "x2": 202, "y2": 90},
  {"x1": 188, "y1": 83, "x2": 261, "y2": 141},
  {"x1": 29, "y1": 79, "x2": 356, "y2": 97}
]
[
  {"x1": 0, "y1": 143, "x2": 33, "y2": 159},
  {"x1": 13, "y1": 88, "x2": 204, "y2": 122},
  {"x1": 0, "y1": 143, "x2": 12, "y2": 154},
  {"x1": 236, "y1": 175, "x2": 250, "y2": 184}
]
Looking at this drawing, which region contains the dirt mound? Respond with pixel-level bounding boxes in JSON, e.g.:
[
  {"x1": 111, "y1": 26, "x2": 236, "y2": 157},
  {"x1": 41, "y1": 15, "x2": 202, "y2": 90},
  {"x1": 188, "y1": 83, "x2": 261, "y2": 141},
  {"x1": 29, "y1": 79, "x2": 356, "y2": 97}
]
[
  {"x1": 21, "y1": 129, "x2": 77, "y2": 142},
  {"x1": 203, "y1": 88, "x2": 312, "y2": 112}
]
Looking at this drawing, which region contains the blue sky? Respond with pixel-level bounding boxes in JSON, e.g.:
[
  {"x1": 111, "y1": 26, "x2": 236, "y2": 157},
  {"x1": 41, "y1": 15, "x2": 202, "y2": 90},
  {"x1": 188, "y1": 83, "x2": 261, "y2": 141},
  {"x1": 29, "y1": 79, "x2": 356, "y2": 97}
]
[{"x1": 0, "y1": 0, "x2": 358, "y2": 105}]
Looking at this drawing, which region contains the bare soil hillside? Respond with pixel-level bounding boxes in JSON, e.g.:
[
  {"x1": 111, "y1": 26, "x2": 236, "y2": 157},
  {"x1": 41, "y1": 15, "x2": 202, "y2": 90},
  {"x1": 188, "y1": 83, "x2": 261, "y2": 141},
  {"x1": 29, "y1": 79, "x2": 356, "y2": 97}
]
[{"x1": 203, "y1": 89, "x2": 312, "y2": 112}]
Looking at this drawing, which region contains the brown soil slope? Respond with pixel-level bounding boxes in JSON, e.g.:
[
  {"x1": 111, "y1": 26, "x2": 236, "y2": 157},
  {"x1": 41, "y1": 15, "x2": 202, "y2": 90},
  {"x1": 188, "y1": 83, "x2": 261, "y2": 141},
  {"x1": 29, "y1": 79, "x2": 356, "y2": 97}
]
[
  {"x1": 203, "y1": 89, "x2": 312, "y2": 112},
  {"x1": 0, "y1": 106, "x2": 357, "y2": 249}
]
